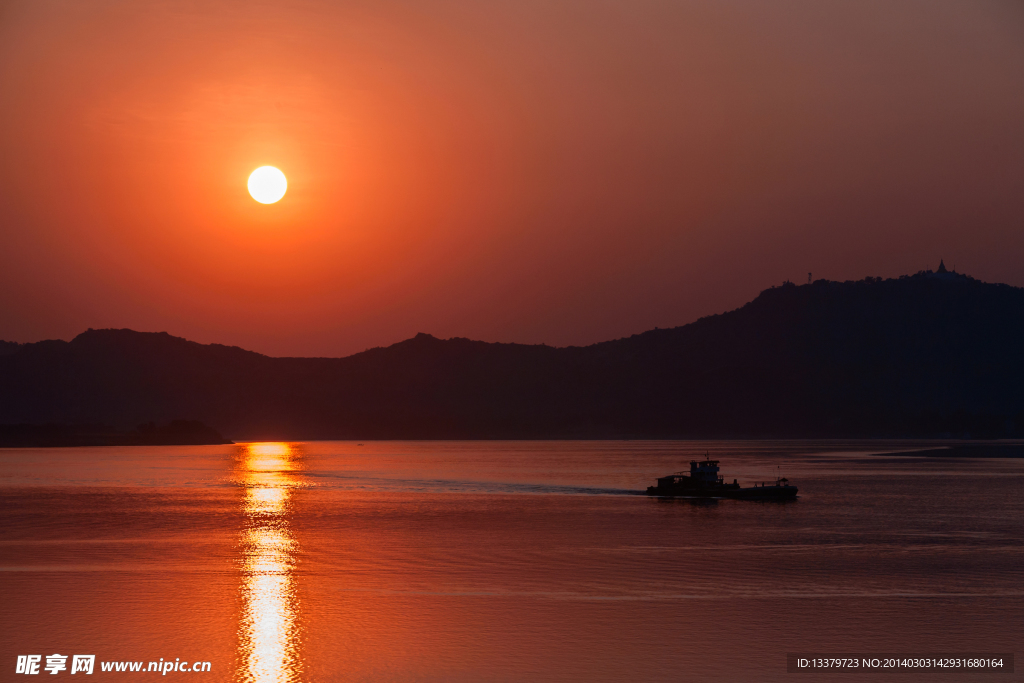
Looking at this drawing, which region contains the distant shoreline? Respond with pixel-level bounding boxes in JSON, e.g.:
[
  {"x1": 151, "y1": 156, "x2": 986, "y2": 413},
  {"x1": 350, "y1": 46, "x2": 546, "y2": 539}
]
[{"x1": 3, "y1": 434, "x2": 1023, "y2": 455}]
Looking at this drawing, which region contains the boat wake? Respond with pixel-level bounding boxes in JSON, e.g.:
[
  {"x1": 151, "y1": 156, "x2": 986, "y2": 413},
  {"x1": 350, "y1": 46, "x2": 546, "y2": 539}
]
[{"x1": 300, "y1": 471, "x2": 641, "y2": 496}]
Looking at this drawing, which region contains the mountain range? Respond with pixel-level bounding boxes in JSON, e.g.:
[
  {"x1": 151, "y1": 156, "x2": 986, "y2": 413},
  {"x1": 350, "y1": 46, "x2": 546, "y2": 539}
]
[{"x1": 2, "y1": 266, "x2": 1023, "y2": 440}]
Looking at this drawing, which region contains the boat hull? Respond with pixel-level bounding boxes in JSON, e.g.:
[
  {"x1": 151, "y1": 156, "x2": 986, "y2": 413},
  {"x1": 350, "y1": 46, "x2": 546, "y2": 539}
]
[{"x1": 646, "y1": 484, "x2": 798, "y2": 499}]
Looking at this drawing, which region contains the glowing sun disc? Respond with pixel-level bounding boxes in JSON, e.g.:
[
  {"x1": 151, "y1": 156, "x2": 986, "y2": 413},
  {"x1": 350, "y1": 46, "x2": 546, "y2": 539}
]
[{"x1": 248, "y1": 166, "x2": 287, "y2": 204}]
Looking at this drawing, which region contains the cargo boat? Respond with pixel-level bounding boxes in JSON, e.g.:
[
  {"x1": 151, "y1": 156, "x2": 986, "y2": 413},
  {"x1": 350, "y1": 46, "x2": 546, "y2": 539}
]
[{"x1": 646, "y1": 455, "x2": 797, "y2": 499}]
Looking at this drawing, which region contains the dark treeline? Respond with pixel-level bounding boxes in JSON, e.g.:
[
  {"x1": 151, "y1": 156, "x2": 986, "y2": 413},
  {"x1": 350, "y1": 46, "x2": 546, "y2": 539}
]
[{"x1": 1, "y1": 268, "x2": 1023, "y2": 441}]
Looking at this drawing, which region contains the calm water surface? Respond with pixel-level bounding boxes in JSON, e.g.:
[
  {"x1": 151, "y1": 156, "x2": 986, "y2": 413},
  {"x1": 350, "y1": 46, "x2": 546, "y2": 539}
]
[{"x1": 1, "y1": 441, "x2": 1021, "y2": 681}]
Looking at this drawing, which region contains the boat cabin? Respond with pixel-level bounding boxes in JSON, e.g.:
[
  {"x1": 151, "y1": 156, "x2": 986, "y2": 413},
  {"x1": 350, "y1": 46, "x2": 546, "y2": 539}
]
[{"x1": 689, "y1": 457, "x2": 723, "y2": 486}]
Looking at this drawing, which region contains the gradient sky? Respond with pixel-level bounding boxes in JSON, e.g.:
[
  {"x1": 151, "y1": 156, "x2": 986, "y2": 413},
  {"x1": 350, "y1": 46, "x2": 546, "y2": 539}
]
[{"x1": 1, "y1": 0, "x2": 1022, "y2": 357}]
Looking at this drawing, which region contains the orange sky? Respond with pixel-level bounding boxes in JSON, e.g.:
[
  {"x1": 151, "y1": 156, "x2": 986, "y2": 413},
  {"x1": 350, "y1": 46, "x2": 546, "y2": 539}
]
[{"x1": 1, "y1": 0, "x2": 1022, "y2": 356}]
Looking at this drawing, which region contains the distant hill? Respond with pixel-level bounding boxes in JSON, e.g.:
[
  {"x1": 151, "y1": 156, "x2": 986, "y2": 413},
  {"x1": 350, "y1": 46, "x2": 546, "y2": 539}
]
[
  {"x1": 0, "y1": 420, "x2": 232, "y2": 447},
  {"x1": 2, "y1": 267, "x2": 1023, "y2": 439},
  {"x1": 0, "y1": 340, "x2": 22, "y2": 356}
]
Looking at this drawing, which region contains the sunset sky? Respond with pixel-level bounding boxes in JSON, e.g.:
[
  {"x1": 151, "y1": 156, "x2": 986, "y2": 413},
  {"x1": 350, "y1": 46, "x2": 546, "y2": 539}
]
[{"x1": 1, "y1": 0, "x2": 1022, "y2": 357}]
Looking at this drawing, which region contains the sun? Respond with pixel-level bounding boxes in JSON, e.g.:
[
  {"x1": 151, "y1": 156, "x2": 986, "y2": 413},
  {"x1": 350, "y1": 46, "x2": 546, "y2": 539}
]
[{"x1": 248, "y1": 166, "x2": 287, "y2": 204}]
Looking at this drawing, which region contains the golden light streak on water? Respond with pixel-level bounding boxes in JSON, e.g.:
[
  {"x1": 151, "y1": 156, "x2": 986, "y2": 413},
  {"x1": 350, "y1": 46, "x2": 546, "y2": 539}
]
[
  {"x1": 249, "y1": 443, "x2": 292, "y2": 459},
  {"x1": 236, "y1": 443, "x2": 302, "y2": 683}
]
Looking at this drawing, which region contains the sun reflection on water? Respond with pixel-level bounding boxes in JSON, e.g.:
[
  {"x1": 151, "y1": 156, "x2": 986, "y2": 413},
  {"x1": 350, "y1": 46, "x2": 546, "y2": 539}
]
[{"x1": 236, "y1": 443, "x2": 303, "y2": 683}]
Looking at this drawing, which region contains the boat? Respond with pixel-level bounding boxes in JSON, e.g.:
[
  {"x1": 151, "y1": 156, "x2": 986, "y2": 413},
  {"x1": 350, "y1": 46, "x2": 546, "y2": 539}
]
[{"x1": 646, "y1": 454, "x2": 797, "y2": 499}]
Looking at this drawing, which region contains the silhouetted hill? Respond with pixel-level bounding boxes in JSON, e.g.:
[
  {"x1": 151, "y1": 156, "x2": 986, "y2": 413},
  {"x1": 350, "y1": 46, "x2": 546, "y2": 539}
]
[
  {"x1": 0, "y1": 340, "x2": 22, "y2": 356},
  {"x1": 0, "y1": 420, "x2": 232, "y2": 447},
  {"x1": 1, "y1": 269, "x2": 1023, "y2": 439}
]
